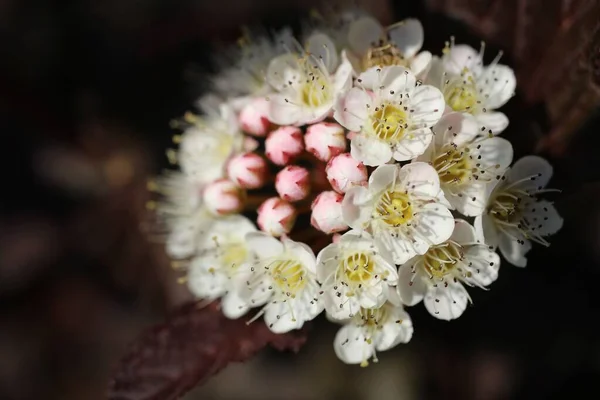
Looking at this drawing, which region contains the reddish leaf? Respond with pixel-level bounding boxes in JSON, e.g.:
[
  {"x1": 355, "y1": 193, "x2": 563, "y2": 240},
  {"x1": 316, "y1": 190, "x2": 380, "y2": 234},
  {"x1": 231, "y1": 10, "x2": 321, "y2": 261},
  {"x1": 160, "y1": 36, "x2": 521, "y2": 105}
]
[{"x1": 107, "y1": 302, "x2": 308, "y2": 400}]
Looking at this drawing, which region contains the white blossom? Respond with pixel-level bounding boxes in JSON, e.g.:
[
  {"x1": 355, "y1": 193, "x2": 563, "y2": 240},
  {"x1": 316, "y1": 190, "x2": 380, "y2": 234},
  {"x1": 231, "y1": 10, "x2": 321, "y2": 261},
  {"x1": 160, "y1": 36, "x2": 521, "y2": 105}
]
[{"x1": 398, "y1": 219, "x2": 500, "y2": 320}]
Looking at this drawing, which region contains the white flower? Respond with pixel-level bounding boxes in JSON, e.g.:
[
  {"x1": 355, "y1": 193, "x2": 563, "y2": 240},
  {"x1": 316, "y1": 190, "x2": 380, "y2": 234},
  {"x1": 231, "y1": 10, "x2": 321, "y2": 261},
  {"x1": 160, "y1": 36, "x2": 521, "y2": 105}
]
[
  {"x1": 266, "y1": 34, "x2": 353, "y2": 126},
  {"x1": 427, "y1": 43, "x2": 516, "y2": 134},
  {"x1": 418, "y1": 112, "x2": 513, "y2": 216},
  {"x1": 210, "y1": 28, "x2": 294, "y2": 108},
  {"x1": 347, "y1": 16, "x2": 432, "y2": 77},
  {"x1": 334, "y1": 65, "x2": 444, "y2": 166},
  {"x1": 342, "y1": 163, "x2": 454, "y2": 264},
  {"x1": 474, "y1": 156, "x2": 563, "y2": 267},
  {"x1": 397, "y1": 219, "x2": 500, "y2": 320},
  {"x1": 187, "y1": 215, "x2": 257, "y2": 318},
  {"x1": 316, "y1": 230, "x2": 398, "y2": 319},
  {"x1": 177, "y1": 104, "x2": 244, "y2": 183},
  {"x1": 333, "y1": 301, "x2": 413, "y2": 366},
  {"x1": 232, "y1": 233, "x2": 324, "y2": 333}
]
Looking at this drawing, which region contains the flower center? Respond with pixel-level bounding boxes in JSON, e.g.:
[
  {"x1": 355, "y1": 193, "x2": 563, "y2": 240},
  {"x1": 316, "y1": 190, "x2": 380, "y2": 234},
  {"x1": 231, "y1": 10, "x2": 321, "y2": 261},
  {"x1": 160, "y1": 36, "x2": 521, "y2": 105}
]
[
  {"x1": 300, "y1": 63, "x2": 331, "y2": 108},
  {"x1": 370, "y1": 104, "x2": 408, "y2": 142},
  {"x1": 373, "y1": 190, "x2": 413, "y2": 227},
  {"x1": 362, "y1": 42, "x2": 407, "y2": 70},
  {"x1": 341, "y1": 252, "x2": 374, "y2": 283},
  {"x1": 433, "y1": 146, "x2": 472, "y2": 184},
  {"x1": 422, "y1": 241, "x2": 464, "y2": 279},
  {"x1": 271, "y1": 260, "x2": 306, "y2": 297},
  {"x1": 443, "y1": 71, "x2": 479, "y2": 112},
  {"x1": 220, "y1": 242, "x2": 248, "y2": 276}
]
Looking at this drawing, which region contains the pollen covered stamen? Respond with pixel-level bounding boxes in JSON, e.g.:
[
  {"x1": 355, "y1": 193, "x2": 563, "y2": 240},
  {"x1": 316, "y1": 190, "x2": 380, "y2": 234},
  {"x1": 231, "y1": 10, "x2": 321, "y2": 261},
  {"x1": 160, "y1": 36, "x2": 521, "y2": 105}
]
[
  {"x1": 443, "y1": 70, "x2": 479, "y2": 112},
  {"x1": 421, "y1": 241, "x2": 464, "y2": 279},
  {"x1": 433, "y1": 146, "x2": 472, "y2": 184},
  {"x1": 341, "y1": 252, "x2": 375, "y2": 283},
  {"x1": 271, "y1": 259, "x2": 306, "y2": 297},
  {"x1": 374, "y1": 190, "x2": 413, "y2": 226},
  {"x1": 370, "y1": 104, "x2": 408, "y2": 142},
  {"x1": 363, "y1": 41, "x2": 407, "y2": 70}
]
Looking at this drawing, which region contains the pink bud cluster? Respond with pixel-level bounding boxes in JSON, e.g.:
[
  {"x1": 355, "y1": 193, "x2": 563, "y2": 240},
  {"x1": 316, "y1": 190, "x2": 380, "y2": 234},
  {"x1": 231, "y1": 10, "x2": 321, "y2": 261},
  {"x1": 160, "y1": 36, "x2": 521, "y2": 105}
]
[{"x1": 236, "y1": 110, "x2": 366, "y2": 237}]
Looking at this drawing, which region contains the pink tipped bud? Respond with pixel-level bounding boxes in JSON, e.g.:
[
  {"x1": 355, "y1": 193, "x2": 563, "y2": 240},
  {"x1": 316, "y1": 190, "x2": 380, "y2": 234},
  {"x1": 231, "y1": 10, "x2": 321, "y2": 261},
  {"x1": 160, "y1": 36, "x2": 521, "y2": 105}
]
[
  {"x1": 304, "y1": 122, "x2": 347, "y2": 162},
  {"x1": 257, "y1": 197, "x2": 297, "y2": 237},
  {"x1": 244, "y1": 136, "x2": 259, "y2": 152},
  {"x1": 275, "y1": 165, "x2": 310, "y2": 202},
  {"x1": 332, "y1": 233, "x2": 342, "y2": 244},
  {"x1": 203, "y1": 179, "x2": 246, "y2": 216},
  {"x1": 265, "y1": 126, "x2": 304, "y2": 166},
  {"x1": 239, "y1": 97, "x2": 271, "y2": 137},
  {"x1": 310, "y1": 191, "x2": 347, "y2": 234},
  {"x1": 326, "y1": 153, "x2": 368, "y2": 193},
  {"x1": 227, "y1": 153, "x2": 268, "y2": 189}
]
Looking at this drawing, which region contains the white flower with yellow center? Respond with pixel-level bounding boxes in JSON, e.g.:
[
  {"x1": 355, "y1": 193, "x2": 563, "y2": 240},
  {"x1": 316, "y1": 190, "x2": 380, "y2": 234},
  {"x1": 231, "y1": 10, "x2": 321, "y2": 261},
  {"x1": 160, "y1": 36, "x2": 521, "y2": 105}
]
[
  {"x1": 474, "y1": 156, "x2": 563, "y2": 267},
  {"x1": 187, "y1": 215, "x2": 257, "y2": 319},
  {"x1": 418, "y1": 112, "x2": 513, "y2": 216},
  {"x1": 398, "y1": 219, "x2": 500, "y2": 320},
  {"x1": 316, "y1": 230, "x2": 398, "y2": 320},
  {"x1": 334, "y1": 65, "x2": 444, "y2": 166},
  {"x1": 346, "y1": 16, "x2": 432, "y2": 77},
  {"x1": 177, "y1": 104, "x2": 244, "y2": 184},
  {"x1": 343, "y1": 163, "x2": 454, "y2": 264},
  {"x1": 334, "y1": 300, "x2": 413, "y2": 366},
  {"x1": 232, "y1": 232, "x2": 324, "y2": 333},
  {"x1": 427, "y1": 43, "x2": 516, "y2": 134},
  {"x1": 265, "y1": 33, "x2": 353, "y2": 126}
]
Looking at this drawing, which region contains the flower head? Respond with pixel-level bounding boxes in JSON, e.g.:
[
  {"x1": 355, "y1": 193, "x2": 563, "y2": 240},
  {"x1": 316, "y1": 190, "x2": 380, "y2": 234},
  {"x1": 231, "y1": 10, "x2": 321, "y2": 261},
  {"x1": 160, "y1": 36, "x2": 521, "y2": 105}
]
[
  {"x1": 265, "y1": 126, "x2": 305, "y2": 166},
  {"x1": 317, "y1": 230, "x2": 398, "y2": 319},
  {"x1": 226, "y1": 152, "x2": 268, "y2": 189},
  {"x1": 474, "y1": 156, "x2": 563, "y2": 267},
  {"x1": 275, "y1": 165, "x2": 311, "y2": 202},
  {"x1": 310, "y1": 190, "x2": 348, "y2": 234},
  {"x1": 419, "y1": 112, "x2": 513, "y2": 216},
  {"x1": 334, "y1": 66, "x2": 444, "y2": 165},
  {"x1": 398, "y1": 219, "x2": 500, "y2": 320},
  {"x1": 342, "y1": 163, "x2": 454, "y2": 264},
  {"x1": 257, "y1": 197, "x2": 297, "y2": 236},
  {"x1": 304, "y1": 122, "x2": 347, "y2": 162},
  {"x1": 231, "y1": 233, "x2": 324, "y2": 333},
  {"x1": 326, "y1": 153, "x2": 368, "y2": 193},
  {"x1": 203, "y1": 179, "x2": 246, "y2": 216}
]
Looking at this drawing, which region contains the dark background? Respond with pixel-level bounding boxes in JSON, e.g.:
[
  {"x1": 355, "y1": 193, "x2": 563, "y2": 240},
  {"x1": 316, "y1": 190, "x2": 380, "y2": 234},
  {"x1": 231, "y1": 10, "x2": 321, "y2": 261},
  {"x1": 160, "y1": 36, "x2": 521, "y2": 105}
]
[{"x1": 1, "y1": 0, "x2": 599, "y2": 399}]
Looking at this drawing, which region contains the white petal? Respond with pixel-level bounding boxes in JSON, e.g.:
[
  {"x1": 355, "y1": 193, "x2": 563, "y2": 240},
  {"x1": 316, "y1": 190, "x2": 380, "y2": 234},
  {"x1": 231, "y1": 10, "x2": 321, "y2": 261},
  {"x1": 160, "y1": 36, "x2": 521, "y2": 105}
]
[
  {"x1": 393, "y1": 127, "x2": 434, "y2": 161},
  {"x1": 350, "y1": 134, "x2": 393, "y2": 166},
  {"x1": 376, "y1": 231, "x2": 417, "y2": 264},
  {"x1": 305, "y1": 32, "x2": 338, "y2": 72},
  {"x1": 348, "y1": 16, "x2": 384, "y2": 55},
  {"x1": 445, "y1": 182, "x2": 488, "y2": 217},
  {"x1": 368, "y1": 164, "x2": 398, "y2": 194},
  {"x1": 476, "y1": 111, "x2": 509, "y2": 135},
  {"x1": 410, "y1": 51, "x2": 432, "y2": 78},
  {"x1": 284, "y1": 238, "x2": 317, "y2": 273},
  {"x1": 397, "y1": 259, "x2": 427, "y2": 306},
  {"x1": 433, "y1": 112, "x2": 479, "y2": 147},
  {"x1": 342, "y1": 186, "x2": 374, "y2": 229},
  {"x1": 477, "y1": 213, "x2": 499, "y2": 247},
  {"x1": 375, "y1": 66, "x2": 416, "y2": 102},
  {"x1": 498, "y1": 231, "x2": 531, "y2": 267},
  {"x1": 264, "y1": 301, "x2": 304, "y2": 333},
  {"x1": 267, "y1": 93, "x2": 302, "y2": 125},
  {"x1": 475, "y1": 136, "x2": 514, "y2": 173},
  {"x1": 508, "y1": 155, "x2": 553, "y2": 189},
  {"x1": 187, "y1": 258, "x2": 227, "y2": 299},
  {"x1": 479, "y1": 64, "x2": 516, "y2": 110},
  {"x1": 334, "y1": 324, "x2": 373, "y2": 365},
  {"x1": 399, "y1": 162, "x2": 441, "y2": 198},
  {"x1": 523, "y1": 200, "x2": 563, "y2": 236},
  {"x1": 413, "y1": 202, "x2": 455, "y2": 247},
  {"x1": 424, "y1": 281, "x2": 469, "y2": 320},
  {"x1": 375, "y1": 307, "x2": 413, "y2": 351},
  {"x1": 316, "y1": 242, "x2": 340, "y2": 283},
  {"x1": 450, "y1": 219, "x2": 477, "y2": 244},
  {"x1": 165, "y1": 222, "x2": 198, "y2": 259},
  {"x1": 444, "y1": 44, "x2": 482, "y2": 75},
  {"x1": 410, "y1": 84, "x2": 445, "y2": 128},
  {"x1": 325, "y1": 288, "x2": 361, "y2": 320},
  {"x1": 221, "y1": 290, "x2": 251, "y2": 319},
  {"x1": 266, "y1": 53, "x2": 299, "y2": 91},
  {"x1": 246, "y1": 232, "x2": 284, "y2": 259},
  {"x1": 333, "y1": 88, "x2": 371, "y2": 132},
  {"x1": 388, "y1": 18, "x2": 423, "y2": 59},
  {"x1": 334, "y1": 51, "x2": 354, "y2": 92},
  {"x1": 463, "y1": 245, "x2": 500, "y2": 287}
]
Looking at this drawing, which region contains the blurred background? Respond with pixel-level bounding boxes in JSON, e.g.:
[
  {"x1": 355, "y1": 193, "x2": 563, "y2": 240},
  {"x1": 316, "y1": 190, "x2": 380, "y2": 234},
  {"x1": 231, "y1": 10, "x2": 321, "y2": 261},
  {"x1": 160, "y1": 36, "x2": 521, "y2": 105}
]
[{"x1": 1, "y1": 0, "x2": 600, "y2": 399}]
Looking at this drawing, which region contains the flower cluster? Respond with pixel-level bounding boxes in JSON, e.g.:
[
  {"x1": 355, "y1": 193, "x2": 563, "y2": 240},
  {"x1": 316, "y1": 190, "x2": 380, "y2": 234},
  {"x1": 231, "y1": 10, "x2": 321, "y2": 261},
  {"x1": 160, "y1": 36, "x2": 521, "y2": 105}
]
[{"x1": 149, "y1": 12, "x2": 563, "y2": 367}]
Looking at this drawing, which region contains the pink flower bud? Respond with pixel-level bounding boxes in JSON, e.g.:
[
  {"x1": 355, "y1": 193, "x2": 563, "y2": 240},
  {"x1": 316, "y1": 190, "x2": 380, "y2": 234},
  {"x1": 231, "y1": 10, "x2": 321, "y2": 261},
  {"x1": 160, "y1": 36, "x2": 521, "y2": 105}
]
[
  {"x1": 203, "y1": 179, "x2": 246, "y2": 216},
  {"x1": 325, "y1": 153, "x2": 368, "y2": 193},
  {"x1": 304, "y1": 122, "x2": 347, "y2": 162},
  {"x1": 257, "y1": 197, "x2": 297, "y2": 237},
  {"x1": 310, "y1": 191, "x2": 347, "y2": 234},
  {"x1": 227, "y1": 153, "x2": 268, "y2": 189},
  {"x1": 239, "y1": 97, "x2": 271, "y2": 137},
  {"x1": 275, "y1": 165, "x2": 310, "y2": 202},
  {"x1": 332, "y1": 233, "x2": 342, "y2": 244},
  {"x1": 244, "y1": 136, "x2": 259, "y2": 152},
  {"x1": 265, "y1": 126, "x2": 304, "y2": 166}
]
